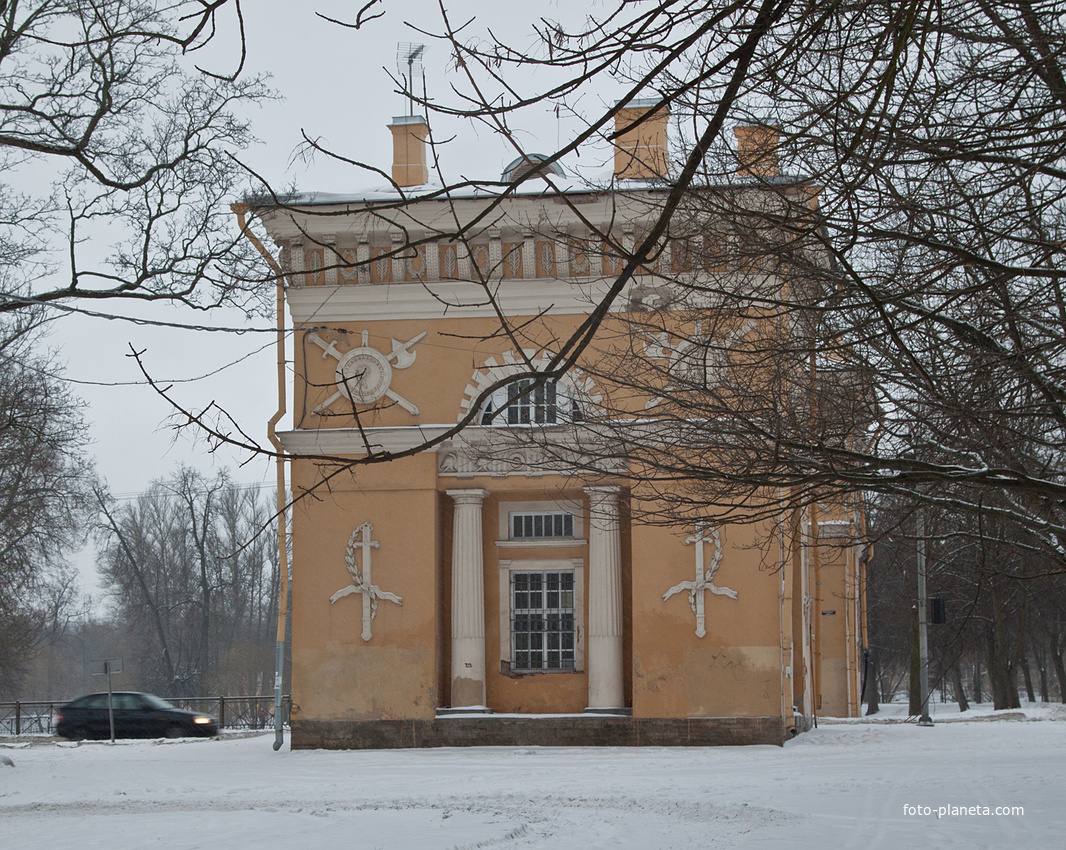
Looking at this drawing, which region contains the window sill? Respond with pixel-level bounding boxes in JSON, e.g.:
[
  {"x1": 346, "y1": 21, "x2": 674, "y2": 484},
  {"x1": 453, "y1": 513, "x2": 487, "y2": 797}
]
[
  {"x1": 495, "y1": 538, "x2": 587, "y2": 549},
  {"x1": 501, "y1": 660, "x2": 583, "y2": 677}
]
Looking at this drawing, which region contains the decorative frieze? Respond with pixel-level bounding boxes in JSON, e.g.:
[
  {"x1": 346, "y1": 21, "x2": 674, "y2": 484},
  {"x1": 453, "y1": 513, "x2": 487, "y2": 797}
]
[
  {"x1": 439, "y1": 444, "x2": 549, "y2": 478},
  {"x1": 323, "y1": 239, "x2": 338, "y2": 286},
  {"x1": 357, "y1": 241, "x2": 371, "y2": 284},
  {"x1": 340, "y1": 249, "x2": 359, "y2": 282},
  {"x1": 290, "y1": 240, "x2": 306, "y2": 287},
  {"x1": 391, "y1": 233, "x2": 405, "y2": 284}
]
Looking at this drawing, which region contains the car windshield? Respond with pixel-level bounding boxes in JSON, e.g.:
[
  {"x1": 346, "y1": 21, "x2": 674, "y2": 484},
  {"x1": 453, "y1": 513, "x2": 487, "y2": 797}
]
[{"x1": 141, "y1": 694, "x2": 175, "y2": 710}]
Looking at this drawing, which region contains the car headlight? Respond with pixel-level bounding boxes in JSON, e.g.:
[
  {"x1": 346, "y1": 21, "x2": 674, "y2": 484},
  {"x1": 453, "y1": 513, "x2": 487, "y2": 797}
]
[{"x1": 193, "y1": 716, "x2": 212, "y2": 725}]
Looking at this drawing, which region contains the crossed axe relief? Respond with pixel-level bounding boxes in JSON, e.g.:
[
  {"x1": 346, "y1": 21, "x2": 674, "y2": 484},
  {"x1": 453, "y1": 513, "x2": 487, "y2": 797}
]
[
  {"x1": 662, "y1": 523, "x2": 738, "y2": 638},
  {"x1": 329, "y1": 522, "x2": 402, "y2": 641},
  {"x1": 308, "y1": 329, "x2": 425, "y2": 416}
]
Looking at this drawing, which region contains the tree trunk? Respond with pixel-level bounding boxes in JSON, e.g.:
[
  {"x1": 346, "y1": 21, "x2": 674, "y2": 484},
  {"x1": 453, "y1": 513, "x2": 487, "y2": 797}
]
[
  {"x1": 952, "y1": 663, "x2": 969, "y2": 712},
  {"x1": 1052, "y1": 648, "x2": 1066, "y2": 704},
  {"x1": 988, "y1": 580, "x2": 1021, "y2": 710},
  {"x1": 1021, "y1": 656, "x2": 1036, "y2": 703},
  {"x1": 988, "y1": 615, "x2": 1021, "y2": 710},
  {"x1": 1031, "y1": 636, "x2": 1050, "y2": 702},
  {"x1": 865, "y1": 649, "x2": 880, "y2": 716},
  {"x1": 972, "y1": 661, "x2": 982, "y2": 703}
]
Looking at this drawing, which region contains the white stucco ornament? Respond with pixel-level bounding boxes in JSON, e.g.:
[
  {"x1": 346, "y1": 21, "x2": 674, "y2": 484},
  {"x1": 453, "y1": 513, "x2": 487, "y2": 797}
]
[
  {"x1": 643, "y1": 319, "x2": 755, "y2": 409},
  {"x1": 663, "y1": 523, "x2": 738, "y2": 638},
  {"x1": 329, "y1": 522, "x2": 402, "y2": 641},
  {"x1": 309, "y1": 329, "x2": 426, "y2": 415}
]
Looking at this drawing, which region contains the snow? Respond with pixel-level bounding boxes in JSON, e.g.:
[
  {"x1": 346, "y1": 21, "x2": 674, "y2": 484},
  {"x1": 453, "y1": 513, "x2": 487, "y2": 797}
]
[{"x1": 2, "y1": 704, "x2": 1062, "y2": 848}]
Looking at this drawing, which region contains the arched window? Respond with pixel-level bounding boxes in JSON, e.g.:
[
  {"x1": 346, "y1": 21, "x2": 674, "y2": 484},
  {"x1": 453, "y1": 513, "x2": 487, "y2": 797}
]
[{"x1": 480, "y1": 378, "x2": 582, "y2": 425}]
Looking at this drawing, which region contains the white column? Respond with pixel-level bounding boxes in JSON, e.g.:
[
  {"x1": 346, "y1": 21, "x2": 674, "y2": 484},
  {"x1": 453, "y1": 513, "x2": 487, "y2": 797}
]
[
  {"x1": 447, "y1": 489, "x2": 490, "y2": 710},
  {"x1": 585, "y1": 486, "x2": 626, "y2": 711}
]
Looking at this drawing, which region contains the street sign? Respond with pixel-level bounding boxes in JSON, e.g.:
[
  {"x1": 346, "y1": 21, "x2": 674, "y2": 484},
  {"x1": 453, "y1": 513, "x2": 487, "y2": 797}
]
[
  {"x1": 87, "y1": 658, "x2": 122, "y2": 742},
  {"x1": 88, "y1": 658, "x2": 123, "y2": 675}
]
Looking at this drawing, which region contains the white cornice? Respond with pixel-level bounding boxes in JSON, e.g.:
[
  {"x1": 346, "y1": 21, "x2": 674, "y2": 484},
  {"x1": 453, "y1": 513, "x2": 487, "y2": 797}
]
[
  {"x1": 277, "y1": 425, "x2": 453, "y2": 456},
  {"x1": 287, "y1": 279, "x2": 618, "y2": 323}
]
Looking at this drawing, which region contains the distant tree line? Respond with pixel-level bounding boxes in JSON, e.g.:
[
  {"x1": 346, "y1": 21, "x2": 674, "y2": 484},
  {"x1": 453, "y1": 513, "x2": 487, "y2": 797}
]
[
  {"x1": 94, "y1": 469, "x2": 281, "y2": 699},
  {"x1": 865, "y1": 497, "x2": 1066, "y2": 712},
  {"x1": 5, "y1": 467, "x2": 282, "y2": 702}
]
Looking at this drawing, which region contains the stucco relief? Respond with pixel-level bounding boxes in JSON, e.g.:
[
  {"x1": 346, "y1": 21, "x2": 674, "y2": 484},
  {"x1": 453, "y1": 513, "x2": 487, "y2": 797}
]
[
  {"x1": 642, "y1": 319, "x2": 756, "y2": 409},
  {"x1": 663, "y1": 523, "x2": 738, "y2": 638},
  {"x1": 439, "y1": 444, "x2": 549, "y2": 478},
  {"x1": 438, "y1": 436, "x2": 627, "y2": 478},
  {"x1": 329, "y1": 522, "x2": 402, "y2": 642},
  {"x1": 340, "y1": 249, "x2": 359, "y2": 281},
  {"x1": 308, "y1": 328, "x2": 426, "y2": 415}
]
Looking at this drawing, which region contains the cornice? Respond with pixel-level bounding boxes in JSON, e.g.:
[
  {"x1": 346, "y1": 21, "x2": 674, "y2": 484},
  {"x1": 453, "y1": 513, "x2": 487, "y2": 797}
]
[
  {"x1": 277, "y1": 425, "x2": 453, "y2": 456},
  {"x1": 286, "y1": 278, "x2": 618, "y2": 323}
]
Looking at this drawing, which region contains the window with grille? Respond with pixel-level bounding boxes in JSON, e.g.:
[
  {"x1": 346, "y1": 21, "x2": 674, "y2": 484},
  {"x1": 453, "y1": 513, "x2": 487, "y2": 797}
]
[
  {"x1": 511, "y1": 511, "x2": 574, "y2": 540},
  {"x1": 511, "y1": 570, "x2": 576, "y2": 671},
  {"x1": 480, "y1": 379, "x2": 582, "y2": 425}
]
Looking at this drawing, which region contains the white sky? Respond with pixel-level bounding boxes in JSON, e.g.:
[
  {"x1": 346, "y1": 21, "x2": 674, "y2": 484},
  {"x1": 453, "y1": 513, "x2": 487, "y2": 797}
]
[{"x1": 64, "y1": 1, "x2": 615, "y2": 599}]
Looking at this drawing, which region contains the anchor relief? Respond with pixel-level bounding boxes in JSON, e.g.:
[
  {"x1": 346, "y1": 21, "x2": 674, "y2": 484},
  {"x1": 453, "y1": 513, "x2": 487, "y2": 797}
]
[
  {"x1": 330, "y1": 522, "x2": 403, "y2": 641},
  {"x1": 662, "y1": 523, "x2": 738, "y2": 638}
]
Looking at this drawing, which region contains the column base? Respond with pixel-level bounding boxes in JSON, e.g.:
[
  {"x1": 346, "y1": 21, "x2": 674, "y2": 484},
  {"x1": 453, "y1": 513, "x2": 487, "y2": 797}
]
[
  {"x1": 437, "y1": 706, "x2": 494, "y2": 716},
  {"x1": 584, "y1": 707, "x2": 632, "y2": 716}
]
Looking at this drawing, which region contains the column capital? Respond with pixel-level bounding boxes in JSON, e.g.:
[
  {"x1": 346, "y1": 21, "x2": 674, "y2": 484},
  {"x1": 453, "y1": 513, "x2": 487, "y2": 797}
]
[{"x1": 447, "y1": 488, "x2": 490, "y2": 505}]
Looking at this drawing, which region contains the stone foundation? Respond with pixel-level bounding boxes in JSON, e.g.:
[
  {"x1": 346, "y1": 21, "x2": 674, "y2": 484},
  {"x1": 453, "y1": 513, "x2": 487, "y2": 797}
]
[{"x1": 291, "y1": 715, "x2": 789, "y2": 749}]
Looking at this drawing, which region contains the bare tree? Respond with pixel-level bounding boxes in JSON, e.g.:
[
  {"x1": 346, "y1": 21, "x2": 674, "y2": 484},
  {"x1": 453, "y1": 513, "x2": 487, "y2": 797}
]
[
  {"x1": 0, "y1": 0, "x2": 271, "y2": 696},
  {"x1": 0, "y1": 0, "x2": 269, "y2": 322},
  {"x1": 96, "y1": 467, "x2": 278, "y2": 696},
  {"x1": 0, "y1": 312, "x2": 94, "y2": 696}
]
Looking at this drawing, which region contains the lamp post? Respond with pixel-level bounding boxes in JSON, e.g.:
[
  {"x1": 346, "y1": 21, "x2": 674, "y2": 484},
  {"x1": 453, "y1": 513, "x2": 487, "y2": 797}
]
[{"x1": 916, "y1": 509, "x2": 933, "y2": 726}]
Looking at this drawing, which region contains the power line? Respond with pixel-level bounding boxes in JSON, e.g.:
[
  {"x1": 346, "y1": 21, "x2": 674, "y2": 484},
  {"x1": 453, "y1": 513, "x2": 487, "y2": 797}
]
[
  {"x1": 2, "y1": 291, "x2": 280, "y2": 333},
  {"x1": 106, "y1": 480, "x2": 272, "y2": 502}
]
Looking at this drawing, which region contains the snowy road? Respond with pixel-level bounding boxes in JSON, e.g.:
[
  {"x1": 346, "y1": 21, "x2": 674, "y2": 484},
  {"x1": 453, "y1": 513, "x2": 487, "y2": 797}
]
[{"x1": 1, "y1": 706, "x2": 1059, "y2": 849}]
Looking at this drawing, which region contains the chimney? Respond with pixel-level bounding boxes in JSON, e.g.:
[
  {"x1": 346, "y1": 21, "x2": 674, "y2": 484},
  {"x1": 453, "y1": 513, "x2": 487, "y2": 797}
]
[
  {"x1": 389, "y1": 115, "x2": 430, "y2": 187},
  {"x1": 734, "y1": 125, "x2": 779, "y2": 178},
  {"x1": 614, "y1": 98, "x2": 670, "y2": 180}
]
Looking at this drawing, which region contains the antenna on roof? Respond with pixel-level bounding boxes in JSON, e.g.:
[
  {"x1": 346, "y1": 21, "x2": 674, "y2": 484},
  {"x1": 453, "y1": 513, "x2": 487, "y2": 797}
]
[{"x1": 396, "y1": 42, "x2": 426, "y2": 117}]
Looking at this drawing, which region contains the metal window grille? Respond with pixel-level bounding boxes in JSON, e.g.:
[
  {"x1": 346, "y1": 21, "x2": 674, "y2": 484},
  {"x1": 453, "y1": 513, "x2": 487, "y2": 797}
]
[
  {"x1": 505, "y1": 379, "x2": 558, "y2": 424},
  {"x1": 481, "y1": 378, "x2": 583, "y2": 425},
  {"x1": 511, "y1": 571, "x2": 576, "y2": 671},
  {"x1": 511, "y1": 511, "x2": 574, "y2": 540}
]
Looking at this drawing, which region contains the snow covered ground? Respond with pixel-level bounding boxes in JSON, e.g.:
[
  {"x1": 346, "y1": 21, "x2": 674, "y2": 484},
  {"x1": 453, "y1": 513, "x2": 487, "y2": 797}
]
[{"x1": 2, "y1": 703, "x2": 1060, "y2": 849}]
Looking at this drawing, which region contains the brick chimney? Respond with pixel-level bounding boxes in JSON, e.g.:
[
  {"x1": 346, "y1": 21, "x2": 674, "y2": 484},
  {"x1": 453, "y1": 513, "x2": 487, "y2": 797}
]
[
  {"x1": 734, "y1": 125, "x2": 779, "y2": 178},
  {"x1": 389, "y1": 115, "x2": 430, "y2": 187},
  {"x1": 614, "y1": 98, "x2": 670, "y2": 180}
]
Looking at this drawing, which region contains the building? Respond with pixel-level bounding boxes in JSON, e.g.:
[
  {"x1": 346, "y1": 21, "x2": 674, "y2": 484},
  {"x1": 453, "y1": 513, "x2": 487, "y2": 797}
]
[{"x1": 250, "y1": 102, "x2": 865, "y2": 748}]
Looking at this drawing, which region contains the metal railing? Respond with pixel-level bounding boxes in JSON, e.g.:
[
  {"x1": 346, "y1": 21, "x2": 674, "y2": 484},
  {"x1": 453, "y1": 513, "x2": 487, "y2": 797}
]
[{"x1": 0, "y1": 695, "x2": 290, "y2": 736}]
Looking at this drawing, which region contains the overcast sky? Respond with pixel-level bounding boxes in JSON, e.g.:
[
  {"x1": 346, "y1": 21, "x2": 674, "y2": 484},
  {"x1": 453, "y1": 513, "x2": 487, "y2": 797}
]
[{"x1": 64, "y1": 1, "x2": 616, "y2": 598}]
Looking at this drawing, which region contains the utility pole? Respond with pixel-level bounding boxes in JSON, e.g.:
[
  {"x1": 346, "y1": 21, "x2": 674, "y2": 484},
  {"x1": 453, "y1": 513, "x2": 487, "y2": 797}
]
[{"x1": 917, "y1": 510, "x2": 934, "y2": 726}]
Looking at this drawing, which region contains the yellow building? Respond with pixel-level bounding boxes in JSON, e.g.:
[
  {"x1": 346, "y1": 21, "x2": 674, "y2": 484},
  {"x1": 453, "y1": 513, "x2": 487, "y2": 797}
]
[{"x1": 252, "y1": 103, "x2": 864, "y2": 748}]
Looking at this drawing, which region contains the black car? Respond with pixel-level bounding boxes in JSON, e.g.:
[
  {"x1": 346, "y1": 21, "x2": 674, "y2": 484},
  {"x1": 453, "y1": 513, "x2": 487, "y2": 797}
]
[{"x1": 54, "y1": 692, "x2": 219, "y2": 740}]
